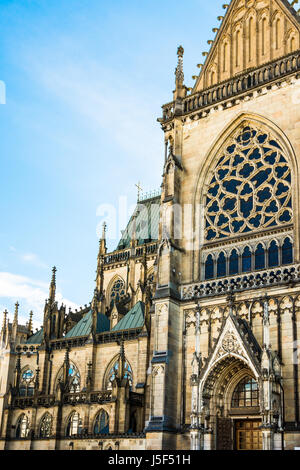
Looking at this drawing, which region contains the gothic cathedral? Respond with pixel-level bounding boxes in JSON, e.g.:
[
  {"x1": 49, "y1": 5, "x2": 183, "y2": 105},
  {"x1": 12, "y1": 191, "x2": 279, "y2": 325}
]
[{"x1": 1, "y1": 0, "x2": 300, "y2": 451}]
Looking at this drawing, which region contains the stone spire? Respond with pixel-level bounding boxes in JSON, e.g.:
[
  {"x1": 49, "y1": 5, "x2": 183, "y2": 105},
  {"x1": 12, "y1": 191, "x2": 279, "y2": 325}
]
[
  {"x1": 175, "y1": 45, "x2": 184, "y2": 85},
  {"x1": 174, "y1": 45, "x2": 186, "y2": 100},
  {"x1": 28, "y1": 311, "x2": 33, "y2": 336},
  {"x1": 12, "y1": 302, "x2": 19, "y2": 341},
  {"x1": 99, "y1": 221, "x2": 107, "y2": 257},
  {"x1": 1, "y1": 310, "x2": 8, "y2": 333},
  {"x1": 49, "y1": 266, "x2": 57, "y2": 302}
]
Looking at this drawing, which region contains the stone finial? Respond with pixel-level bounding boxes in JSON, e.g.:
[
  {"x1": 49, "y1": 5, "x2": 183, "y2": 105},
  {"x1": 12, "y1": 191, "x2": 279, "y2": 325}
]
[
  {"x1": 102, "y1": 221, "x2": 107, "y2": 240},
  {"x1": 28, "y1": 311, "x2": 33, "y2": 335},
  {"x1": 175, "y1": 45, "x2": 185, "y2": 85},
  {"x1": 13, "y1": 302, "x2": 19, "y2": 326},
  {"x1": 98, "y1": 222, "x2": 107, "y2": 257},
  {"x1": 2, "y1": 310, "x2": 8, "y2": 331},
  {"x1": 49, "y1": 266, "x2": 57, "y2": 301}
]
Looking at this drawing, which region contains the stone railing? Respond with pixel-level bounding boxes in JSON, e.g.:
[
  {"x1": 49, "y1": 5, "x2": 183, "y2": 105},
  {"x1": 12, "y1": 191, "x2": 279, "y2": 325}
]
[
  {"x1": 103, "y1": 250, "x2": 131, "y2": 265},
  {"x1": 162, "y1": 50, "x2": 300, "y2": 122},
  {"x1": 96, "y1": 327, "x2": 143, "y2": 344},
  {"x1": 64, "y1": 390, "x2": 113, "y2": 405},
  {"x1": 13, "y1": 397, "x2": 34, "y2": 408},
  {"x1": 63, "y1": 392, "x2": 87, "y2": 405},
  {"x1": 104, "y1": 241, "x2": 158, "y2": 266},
  {"x1": 181, "y1": 263, "x2": 300, "y2": 300},
  {"x1": 90, "y1": 391, "x2": 112, "y2": 404},
  {"x1": 135, "y1": 242, "x2": 158, "y2": 258},
  {"x1": 51, "y1": 336, "x2": 87, "y2": 350},
  {"x1": 37, "y1": 395, "x2": 56, "y2": 407}
]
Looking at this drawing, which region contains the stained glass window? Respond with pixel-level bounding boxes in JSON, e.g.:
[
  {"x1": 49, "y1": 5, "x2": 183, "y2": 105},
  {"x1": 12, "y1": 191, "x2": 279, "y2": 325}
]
[
  {"x1": 242, "y1": 246, "x2": 252, "y2": 273},
  {"x1": 106, "y1": 360, "x2": 133, "y2": 390},
  {"x1": 229, "y1": 249, "x2": 239, "y2": 275},
  {"x1": 205, "y1": 125, "x2": 292, "y2": 241},
  {"x1": 205, "y1": 255, "x2": 214, "y2": 280},
  {"x1": 282, "y1": 238, "x2": 293, "y2": 265},
  {"x1": 16, "y1": 414, "x2": 29, "y2": 438},
  {"x1": 66, "y1": 412, "x2": 83, "y2": 437},
  {"x1": 93, "y1": 410, "x2": 109, "y2": 435},
  {"x1": 255, "y1": 243, "x2": 265, "y2": 270},
  {"x1": 217, "y1": 252, "x2": 226, "y2": 278},
  {"x1": 268, "y1": 240, "x2": 279, "y2": 268},
  {"x1": 39, "y1": 413, "x2": 52, "y2": 438},
  {"x1": 55, "y1": 363, "x2": 80, "y2": 393},
  {"x1": 19, "y1": 369, "x2": 35, "y2": 397},
  {"x1": 231, "y1": 376, "x2": 259, "y2": 408},
  {"x1": 110, "y1": 278, "x2": 126, "y2": 307}
]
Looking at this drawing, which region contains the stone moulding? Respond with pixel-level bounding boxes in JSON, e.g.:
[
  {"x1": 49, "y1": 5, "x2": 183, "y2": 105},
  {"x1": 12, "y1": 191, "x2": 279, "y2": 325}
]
[
  {"x1": 161, "y1": 50, "x2": 300, "y2": 123},
  {"x1": 181, "y1": 263, "x2": 300, "y2": 300}
]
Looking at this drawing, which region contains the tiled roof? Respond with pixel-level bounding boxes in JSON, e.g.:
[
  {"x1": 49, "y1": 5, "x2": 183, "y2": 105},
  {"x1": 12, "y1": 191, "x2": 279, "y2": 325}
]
[
  {"x1": 26, "y1": 328, "x2": 44, "y2": 344},
  {"x1": 117, "y1": 196, "x2": 160, "y2": 250},
  {"x1": 111, "y1": 301, "x2": 145, "y2": 331},
  {"x1": 65, "y1": 310, "x2": 110, "y2": 338}
]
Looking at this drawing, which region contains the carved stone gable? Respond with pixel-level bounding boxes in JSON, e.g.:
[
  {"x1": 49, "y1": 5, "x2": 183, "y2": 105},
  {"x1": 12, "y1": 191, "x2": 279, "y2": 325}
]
[
  {"x1": 193, "y1": 0, "x2": 300, "y2": 92},
  {"x1": 200, "y1": 313, "x2": 261, "y2": 381}
]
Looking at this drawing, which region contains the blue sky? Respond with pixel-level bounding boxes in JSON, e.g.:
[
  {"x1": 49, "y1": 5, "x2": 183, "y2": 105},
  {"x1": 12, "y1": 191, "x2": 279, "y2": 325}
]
[{"x1": 0, "y1": 0, "x2": 222, "y2": 328}]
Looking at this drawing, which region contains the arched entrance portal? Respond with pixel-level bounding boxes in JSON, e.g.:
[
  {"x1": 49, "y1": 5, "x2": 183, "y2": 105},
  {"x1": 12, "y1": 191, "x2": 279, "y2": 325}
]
[{"x1": 199, "y1": 356, "x2": 262, "y2": 450}]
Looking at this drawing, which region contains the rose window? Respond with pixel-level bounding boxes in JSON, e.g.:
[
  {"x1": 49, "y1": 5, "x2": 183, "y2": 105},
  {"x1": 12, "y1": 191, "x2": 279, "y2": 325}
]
[{"x1": 205, "y1": 125, "x2": 292, "y2": 241}]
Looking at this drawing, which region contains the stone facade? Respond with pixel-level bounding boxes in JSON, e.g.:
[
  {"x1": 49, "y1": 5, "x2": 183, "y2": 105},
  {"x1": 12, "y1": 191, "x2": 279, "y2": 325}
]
[{"x1": 1, "y1": 0, "x2": 300, "y2": 451}]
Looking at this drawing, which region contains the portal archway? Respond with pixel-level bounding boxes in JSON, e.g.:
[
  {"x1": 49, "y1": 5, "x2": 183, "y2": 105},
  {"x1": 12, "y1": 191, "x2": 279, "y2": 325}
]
[{"x1": 199, "y1": 355, "x2": 262, "y2": 450}]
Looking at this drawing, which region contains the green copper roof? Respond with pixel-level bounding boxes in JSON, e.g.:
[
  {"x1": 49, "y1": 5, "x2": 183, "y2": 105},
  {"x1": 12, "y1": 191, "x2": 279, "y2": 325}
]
[
  {"x1": 117, "y1": 196, "x2": 160, "y2": 250},
  {"x1": 26, "y1": 328, "x2": 44, "y2": 345},
  {"x1": 111, "y1": 301, "x2": 145, "y2": 331},
  {"x1": 65, "y1": 310, "x2": 110, "y2": 338}
]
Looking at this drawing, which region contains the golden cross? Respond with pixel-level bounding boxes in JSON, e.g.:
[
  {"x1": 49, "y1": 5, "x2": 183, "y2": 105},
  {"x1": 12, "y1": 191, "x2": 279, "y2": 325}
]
[{"x1": 135, "y1": 181, "x2": 143, "y2": 201}]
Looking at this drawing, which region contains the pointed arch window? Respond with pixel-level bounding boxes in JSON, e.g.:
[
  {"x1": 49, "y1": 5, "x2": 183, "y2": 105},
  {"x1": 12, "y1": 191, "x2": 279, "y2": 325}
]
[
  {"x1": 205, "y1": 255, "x2": 214, "y2": 280},
  {"x1": 242, "y1": 247, "x2": 252, "y2": 273},
  {"x1": 19, "y1": 369, "x2": 34, "y2": 397},
  {"x1": 110, "y1": 278, "x2": 126, "y2": 307},
  {"x1": 16, "y1": 414, "x2": 29, "y2": 439},
  {"x1": 268, "y1": 241, "x2": 279, "y2": 268},
  {"x1": 66, "y1": 412, "x2": 83, "y2": 437},
  {"x1": 229, "y1": 249, "x2": 239, "y2": 275},
  {"x1": 217, "y1": 252, "x2": 226, "y2": 278},
  {"x1": 93, "y1": 410, "x2": 109, "y2": 435},
  {"x1": 282, "y1": 238, "x2": 293, "y2": 265},
  {"x1": 55, "y1": 363, "x2": 80, "y2": 394},
  {"x1": 255, "y1": 243, "x2": 265, "y2": 270},
  {"x1": 105, "y1": 359, "x2": 133, "y2": 390},
  {"x1": 232, "y1": 376, "x2": 259, "y2": 408},
  {"x1": 39, "y1": 413, "x2": 52, "y2": 438}
]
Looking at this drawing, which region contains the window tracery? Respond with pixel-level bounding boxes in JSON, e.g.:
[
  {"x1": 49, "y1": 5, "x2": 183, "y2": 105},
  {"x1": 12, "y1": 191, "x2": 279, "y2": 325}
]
[
  {"x1": 19, "y1": 369, "x2": 35, "y2": 397},
  {"x1": 110, "y1": 278, "x2": 126, "y2": 307},
  {"x1": 105, "y1": 359, "x2": 133, "y2": 390},
  {"x1": 39, "y1": 413, "x2": 52, "y2": 438},
  {"x1": 55, "y1": 363, "x2": 80, "y2": 393},
  {"x1": 205, "y1": 125, "x2": 292, "y2": 242},
  {"x1": 231, "y1": 376, "x2": 259, "y2": 408},
  {"x1": 66, "y1": 412, "x2": 82, "y2": 437},
  {"x1": 16, "y1": 414, "x2": 29, "y2": 438},
  {"x1": 93, "y1": 410, "x2": 109, "y2": 435}
]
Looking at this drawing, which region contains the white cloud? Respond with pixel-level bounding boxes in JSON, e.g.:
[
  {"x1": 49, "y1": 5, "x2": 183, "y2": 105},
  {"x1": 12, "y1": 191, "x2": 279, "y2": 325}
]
[
  {"x1": 0, "y1": 272, "x2": 79, "y2": 328},
  {"x1": 20, "y1": 252, "x2": 48, "y2": 269}
]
